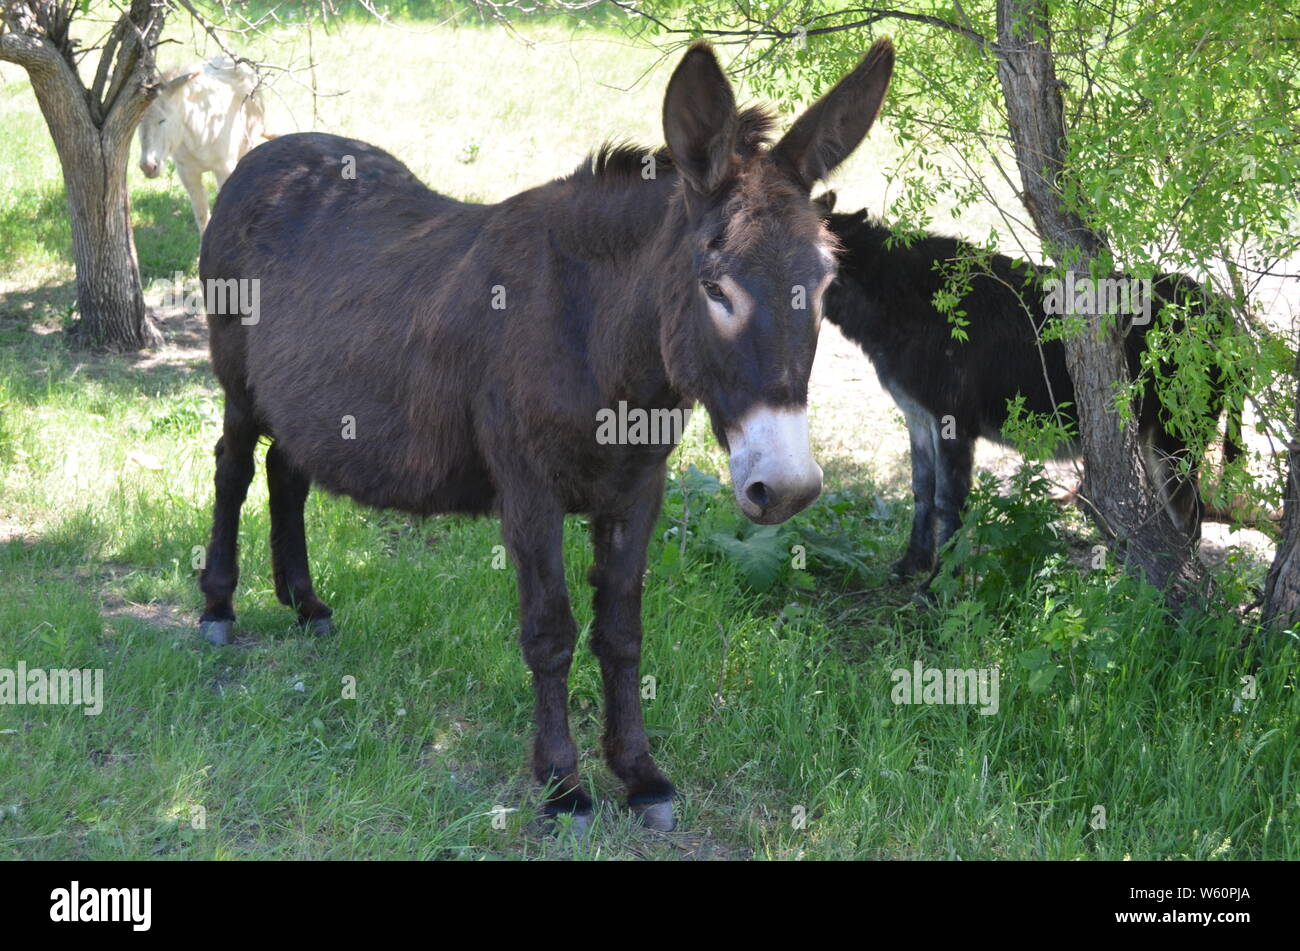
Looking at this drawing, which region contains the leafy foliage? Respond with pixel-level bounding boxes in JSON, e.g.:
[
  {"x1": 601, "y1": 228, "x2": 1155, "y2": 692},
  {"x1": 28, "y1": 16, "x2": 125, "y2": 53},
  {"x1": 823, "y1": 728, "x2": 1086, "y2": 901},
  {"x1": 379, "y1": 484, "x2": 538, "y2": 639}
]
[
  {"x1": 657, "y1": 466, "x2": 880, "y2": 593},
  {"x1": 930, "y1": 464, "x2": 1067, "y2": 604},
  {"x1": 634, "y1": 0, "x2": 1300, "y2": 549}
]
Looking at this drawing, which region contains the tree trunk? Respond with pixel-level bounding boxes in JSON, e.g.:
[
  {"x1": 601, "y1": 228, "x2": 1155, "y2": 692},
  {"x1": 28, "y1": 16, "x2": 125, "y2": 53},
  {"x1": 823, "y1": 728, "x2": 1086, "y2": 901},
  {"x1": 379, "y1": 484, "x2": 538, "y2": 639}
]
[
  {"x1": 994, "y1": 0, "x2": 1204, "y2": 604},
  {"x1": 29, "y1": 52, "x2": 159, "y2": 349},
  {"x1": 1262, "y1": 352, "x2": 1300, "y2": 628},
  {"x1": 56, "y1": 120, "x2": 158, "y2": 349}
]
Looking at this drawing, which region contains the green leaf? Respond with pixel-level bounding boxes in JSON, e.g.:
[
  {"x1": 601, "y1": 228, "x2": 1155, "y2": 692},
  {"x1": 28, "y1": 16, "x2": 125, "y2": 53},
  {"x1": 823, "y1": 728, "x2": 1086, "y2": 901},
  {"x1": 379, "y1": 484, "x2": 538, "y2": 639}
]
[
  {"x1": 708, "y1": 524, "x2": 788, "y2": 591},
  {"x1": 1028, "y1": 666, "x2": 1057, "y2": 694},
  {"x1": 681, "y1": 464, "x2": 722, "y2": 496},
  {"x1": 1019, "y1": 647, "x2": 1052, "y2": 670}
]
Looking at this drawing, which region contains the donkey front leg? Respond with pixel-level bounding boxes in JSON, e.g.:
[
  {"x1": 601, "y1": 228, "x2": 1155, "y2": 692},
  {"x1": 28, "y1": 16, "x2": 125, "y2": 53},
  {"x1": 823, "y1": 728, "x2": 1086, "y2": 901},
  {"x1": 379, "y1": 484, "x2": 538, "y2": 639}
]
[
  {"x1": 588, "y1": 474, "x2": 676, "y2": 831},
  {"x1": 894, "y1": 401, "x2": 940, "y2": 577},
  {"x1": 176, "y1": 159, "x2": 211, "y2": 232},
  {"x1": 933, "y1": 429, "x2": 976, "y2": 562},
  {"x1": 501, "y1": 492, "x2": 591, "y2": 826}
]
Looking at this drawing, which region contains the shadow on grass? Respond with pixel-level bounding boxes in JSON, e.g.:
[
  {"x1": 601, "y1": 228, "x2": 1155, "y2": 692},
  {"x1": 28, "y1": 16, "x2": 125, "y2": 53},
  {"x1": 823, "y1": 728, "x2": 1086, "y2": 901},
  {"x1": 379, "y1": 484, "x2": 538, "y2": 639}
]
[
  {"x1": 133, "y1": 190, "x2": 202, "y2": 280},
  {"x1": 0, "y1": 187, "x2": 71, "y2": 269},
  {"x1": 0, "y1": 182, "x2": 202, "y2": 288},
  {"x1": 0, "y1": 279, "x2": 77, "y2": 329},
  {"x1": 0, "y1": 177, "x2": 210, "y2": 396},
  {"x1": 0, "y1": 306, "x2": 211, "y2": 405}
]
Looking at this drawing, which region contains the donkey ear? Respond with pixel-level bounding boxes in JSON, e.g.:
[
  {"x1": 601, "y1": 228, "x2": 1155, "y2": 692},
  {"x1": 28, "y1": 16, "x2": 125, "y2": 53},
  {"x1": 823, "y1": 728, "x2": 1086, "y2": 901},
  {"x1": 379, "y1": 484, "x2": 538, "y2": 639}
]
[
  {"x1": 812, "y1": 190, "x2": 838, "y2": 217},
  {"x1": 663, "y1": 42, "x2": 739, "y2": 195},
  {"x1": 163, "y1": 69, "x2": 202, "y2": 94},
  {"x1": 771, "y1": 38, "x2": 894, "y2": 191}
]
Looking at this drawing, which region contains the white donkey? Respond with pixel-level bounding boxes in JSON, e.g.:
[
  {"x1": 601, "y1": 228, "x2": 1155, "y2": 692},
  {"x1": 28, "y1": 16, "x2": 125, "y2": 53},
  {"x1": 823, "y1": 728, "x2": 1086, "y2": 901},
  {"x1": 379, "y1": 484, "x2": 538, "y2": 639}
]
[{"x1": 138, "y1": 56, "x2": 268, "y2": 232}]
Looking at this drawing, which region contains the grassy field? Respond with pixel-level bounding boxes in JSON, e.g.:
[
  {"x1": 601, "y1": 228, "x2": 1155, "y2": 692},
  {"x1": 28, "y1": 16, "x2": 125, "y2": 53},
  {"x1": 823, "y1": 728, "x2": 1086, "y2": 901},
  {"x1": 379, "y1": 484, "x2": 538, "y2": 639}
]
[{"x1": 0, "y1": 13, "x2": 1297, "y2": 860}]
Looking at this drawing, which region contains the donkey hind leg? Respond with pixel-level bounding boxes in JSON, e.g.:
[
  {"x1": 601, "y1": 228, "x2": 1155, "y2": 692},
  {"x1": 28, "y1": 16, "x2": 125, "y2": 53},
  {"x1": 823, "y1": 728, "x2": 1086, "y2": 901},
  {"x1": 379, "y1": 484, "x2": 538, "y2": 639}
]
[
  {"x1": 501, "y1": 491, "x2": 592, "y2": 829},
  {"x1": 213, "y1": 161, "x2": 234, "y2": 191},
  {"x1": 1143, "y1": 430, "x2": 1203, "y2": 543},
  {"x1": 893, "y1": 399, "x2": 940, "y2": 578},
  {"x1": 199, "y1": 402, "x2": 259, "y2": 645},
  {"x1": 916, "y1": 430, "x2": 977, "y2": 597},
  {"x1": 267, "y1": 441, "x2": 333, "y2": 635},
  {"x1": 589, "y1": 480, "x2": 676, "y2": 831}
]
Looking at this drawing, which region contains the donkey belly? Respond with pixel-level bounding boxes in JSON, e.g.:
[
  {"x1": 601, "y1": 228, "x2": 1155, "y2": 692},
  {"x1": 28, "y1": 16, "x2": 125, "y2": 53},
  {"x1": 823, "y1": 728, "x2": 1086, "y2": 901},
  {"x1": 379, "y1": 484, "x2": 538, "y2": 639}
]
[
  {"x1": 876, "y1": 351, "x2": 1082, "y2": 464},
  {"x1": 302, "y1": 435, "x2": 498, "y2": 517},
  {"x1": 245, "y1": 363, "x2": 497, "y2": 517}
]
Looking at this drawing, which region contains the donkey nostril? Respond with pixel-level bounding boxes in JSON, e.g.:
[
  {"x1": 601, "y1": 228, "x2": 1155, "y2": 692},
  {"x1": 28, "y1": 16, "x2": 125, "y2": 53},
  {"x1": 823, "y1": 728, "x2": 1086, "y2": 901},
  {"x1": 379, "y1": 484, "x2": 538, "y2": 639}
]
[{"x1": 746, "y1": 481, "x2": 770, "y2": 510}]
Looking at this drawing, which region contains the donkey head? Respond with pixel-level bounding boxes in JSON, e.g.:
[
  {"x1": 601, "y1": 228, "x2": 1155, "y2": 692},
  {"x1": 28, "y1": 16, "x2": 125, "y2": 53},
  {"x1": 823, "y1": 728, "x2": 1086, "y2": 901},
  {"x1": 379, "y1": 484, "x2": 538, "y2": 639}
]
[
  {"x1": 660, "y1": 39, "x2": 894, "y2": 524},
  {"x1": 138, "y1": 68, "x2": 201, "y2": 178}
]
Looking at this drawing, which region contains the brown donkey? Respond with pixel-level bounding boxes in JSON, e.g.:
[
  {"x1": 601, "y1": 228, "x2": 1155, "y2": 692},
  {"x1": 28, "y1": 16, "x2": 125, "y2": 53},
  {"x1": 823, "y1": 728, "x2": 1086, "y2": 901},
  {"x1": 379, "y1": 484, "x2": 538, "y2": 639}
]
[{"x1": 197, "y1": 40, "x2": 894, "y2": 831}]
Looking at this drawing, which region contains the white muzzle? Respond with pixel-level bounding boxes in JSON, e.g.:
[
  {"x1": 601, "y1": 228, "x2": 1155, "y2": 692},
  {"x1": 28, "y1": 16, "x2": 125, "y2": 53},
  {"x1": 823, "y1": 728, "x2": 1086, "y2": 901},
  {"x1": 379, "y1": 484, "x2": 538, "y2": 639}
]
[{"x1": 726, "y1": 405, "x2": 823, "y2": 524}]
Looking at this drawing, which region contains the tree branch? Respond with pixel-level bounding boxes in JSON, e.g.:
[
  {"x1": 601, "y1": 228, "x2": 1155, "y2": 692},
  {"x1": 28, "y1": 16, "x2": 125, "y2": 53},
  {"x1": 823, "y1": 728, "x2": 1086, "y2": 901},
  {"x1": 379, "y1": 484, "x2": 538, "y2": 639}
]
[
  {"x1": 0, "y1": 28, "x2": 64, "y2": 74},
  {"x1": 607, "y1": 0, "x2": 991, "y2": 52}
]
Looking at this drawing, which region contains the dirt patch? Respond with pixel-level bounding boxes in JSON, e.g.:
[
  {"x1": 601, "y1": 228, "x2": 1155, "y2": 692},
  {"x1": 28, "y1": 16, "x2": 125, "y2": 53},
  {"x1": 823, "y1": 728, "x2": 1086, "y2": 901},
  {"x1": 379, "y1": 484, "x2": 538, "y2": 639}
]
[
  {"x1": 100, "y1": 596, "x2": 193, "y2": 636},
  {"x1": 0, "y1": 519, "x2": 38, "y2": 546},
  {"x1": 131, "y1": 304, "x2": 211, "y2": 370}
]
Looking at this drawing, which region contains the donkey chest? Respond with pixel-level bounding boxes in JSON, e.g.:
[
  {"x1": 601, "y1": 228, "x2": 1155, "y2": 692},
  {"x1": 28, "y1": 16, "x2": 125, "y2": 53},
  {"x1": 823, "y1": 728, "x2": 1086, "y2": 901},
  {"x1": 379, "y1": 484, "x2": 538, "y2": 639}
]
[{"x1": 526, "y1": 414, "x2": 681, "y2": 512}]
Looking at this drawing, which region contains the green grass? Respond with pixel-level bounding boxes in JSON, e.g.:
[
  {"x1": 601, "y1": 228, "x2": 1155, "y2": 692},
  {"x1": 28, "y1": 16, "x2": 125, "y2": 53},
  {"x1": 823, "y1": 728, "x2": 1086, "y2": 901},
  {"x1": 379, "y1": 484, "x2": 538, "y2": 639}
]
[{"x1": 0, "y1": 14, "x2": 1296, "y2": 860}]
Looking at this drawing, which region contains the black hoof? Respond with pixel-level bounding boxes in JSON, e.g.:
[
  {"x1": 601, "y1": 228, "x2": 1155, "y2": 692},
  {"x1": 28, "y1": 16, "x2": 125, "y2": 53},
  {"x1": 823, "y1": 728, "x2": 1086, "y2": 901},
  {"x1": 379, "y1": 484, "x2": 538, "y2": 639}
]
[
  {"x1": 199, "y1": 618, "x2": 234, "y2": 646},
  {"x1": 302, "y1": 615, "x2": 334, "y2": 637},
  {"x1": 631, "y1": 799, "x2": 676, "y2": 832}
]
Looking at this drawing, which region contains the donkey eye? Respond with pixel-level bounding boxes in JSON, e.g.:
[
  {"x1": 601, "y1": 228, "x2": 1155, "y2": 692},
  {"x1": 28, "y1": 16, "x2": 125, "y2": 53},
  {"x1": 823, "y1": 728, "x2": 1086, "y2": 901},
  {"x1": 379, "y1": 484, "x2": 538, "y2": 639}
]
[{"x1": 701, "y1": 280, "x2": 727, "y2": 304}]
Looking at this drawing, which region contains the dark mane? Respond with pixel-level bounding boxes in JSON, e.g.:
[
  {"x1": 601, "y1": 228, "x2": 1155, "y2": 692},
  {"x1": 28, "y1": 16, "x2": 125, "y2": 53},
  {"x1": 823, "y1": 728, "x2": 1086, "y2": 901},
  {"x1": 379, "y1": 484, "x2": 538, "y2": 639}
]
[
  {"x1": 577, "y1": 104, "x2": 778, "y2": 187},
  {"x1": 583, "y1": 142, "x2": 674, "y2": 184}
]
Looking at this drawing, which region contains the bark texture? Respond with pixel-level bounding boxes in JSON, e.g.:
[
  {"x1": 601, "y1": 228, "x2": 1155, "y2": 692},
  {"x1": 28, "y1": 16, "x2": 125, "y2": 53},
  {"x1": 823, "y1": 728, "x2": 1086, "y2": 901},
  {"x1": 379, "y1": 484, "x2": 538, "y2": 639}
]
[
  {"x1": 1262, "y1": 351, "x2": 1300, "y2": 628},
  {"x1": 994, "y1": 0, "x2": 1204, "y2": 604}
]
